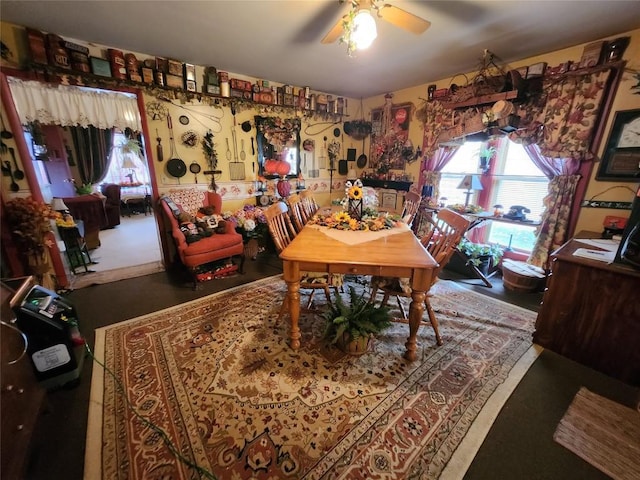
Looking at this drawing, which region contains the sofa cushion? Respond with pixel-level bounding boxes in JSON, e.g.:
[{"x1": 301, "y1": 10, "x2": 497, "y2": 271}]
[{"x1": 182, "y1": 233, "x2": 242, "y2": 256}]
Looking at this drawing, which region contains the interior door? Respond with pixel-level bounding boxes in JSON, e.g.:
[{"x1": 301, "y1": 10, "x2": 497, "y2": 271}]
[{"x1": 41, "y1": 125, "x2": 75, "y2": 197}]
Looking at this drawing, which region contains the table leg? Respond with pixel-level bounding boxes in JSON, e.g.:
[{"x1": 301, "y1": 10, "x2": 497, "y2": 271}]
[
  {"x1": 283, "y1": 261, "x2": 301, "y2": 350},
  {"x1": 404, "y1": 289, "x2": 426, "y2": 362},
  {"x1": 404, "y1": 267, "x2": 434, "y2": 361}
]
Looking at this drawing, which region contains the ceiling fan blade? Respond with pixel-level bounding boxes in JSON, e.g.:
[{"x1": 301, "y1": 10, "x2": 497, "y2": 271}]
[
  {"x1": 321, "y1": 15, "x2": 347, "y2": 44},
  {"x1": 378, "y1": 4, "x2": 431, "y2": 34}
]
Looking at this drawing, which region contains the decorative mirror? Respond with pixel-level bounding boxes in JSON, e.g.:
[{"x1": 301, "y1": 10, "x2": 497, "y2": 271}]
[{"x1": 255, "y1": 116, "x2": 301, "y2": 178}]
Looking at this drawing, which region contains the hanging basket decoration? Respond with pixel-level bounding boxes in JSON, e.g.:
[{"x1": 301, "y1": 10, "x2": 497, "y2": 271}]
[{"x1": 343, "y1": 120, "x2": 372, "y2": 140}]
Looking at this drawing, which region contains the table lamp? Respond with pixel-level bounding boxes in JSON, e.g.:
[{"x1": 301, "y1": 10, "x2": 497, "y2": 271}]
[
  {"x1": 457, "y1": 174, "x2": 483, "y2": 207},
  {"x1": 51, "y1": 197, "x2": 69, "y2": 213},
  {"x1": 121, "y1": 156, "x2": 138, "y2": 184}
]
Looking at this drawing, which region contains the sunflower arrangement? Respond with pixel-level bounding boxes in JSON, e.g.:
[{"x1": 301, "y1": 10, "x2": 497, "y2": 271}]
[{"x1": 308, "y1": 209, "x2": 399, "y2": 231}]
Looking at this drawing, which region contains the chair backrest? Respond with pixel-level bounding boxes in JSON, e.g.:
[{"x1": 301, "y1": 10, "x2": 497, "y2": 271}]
[
  {"x1": 264, "y1": 201, "x2": 297, "y2": 253},
  {"x1": 299, "y1": 190, "x2": 319, "y2": 220},
  {"x1": 420, "y1": 208, "x2": 470, "y2": 281},
  {"x1": 286, "y1": 193, "x2": 306, "y2": 232},
  {"x1": 401, "y1": 190, "x2": 421, "y2": 226}
]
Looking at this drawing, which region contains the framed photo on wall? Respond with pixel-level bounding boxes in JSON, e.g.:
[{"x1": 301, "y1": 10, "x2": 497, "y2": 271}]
[{"x1": 596, "y1": 109, "x2": 640, "y2": 181}]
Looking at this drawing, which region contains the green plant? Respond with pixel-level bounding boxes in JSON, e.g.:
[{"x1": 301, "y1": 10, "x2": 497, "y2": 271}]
[
  {"x1": 458, "y1": 237, "x2": 504, "y2": 267},
  {"x1": 323, "y1": 285, "x2": 392, "y2": 345}
]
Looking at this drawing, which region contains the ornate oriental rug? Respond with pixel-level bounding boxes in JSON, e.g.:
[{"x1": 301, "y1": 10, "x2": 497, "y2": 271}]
[{"x1": 86, "y1": 277, "x2": 539, "y2": 479}]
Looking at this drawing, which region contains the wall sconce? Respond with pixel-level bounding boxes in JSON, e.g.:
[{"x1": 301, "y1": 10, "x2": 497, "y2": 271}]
[{"x1": 457, "y1": 175, "x2": 483, "y2": 207}]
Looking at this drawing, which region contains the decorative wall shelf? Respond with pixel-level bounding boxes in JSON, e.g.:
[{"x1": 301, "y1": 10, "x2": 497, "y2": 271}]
[
  {"x1": 362, "y1": 178, "x2": 413, "y2": 192},
  {"x1": 6, "y1": 64, "x2": 347, "y2": 121},
  {"x1": 441, "y1": 90, "x2": 520, "y2": 110}
]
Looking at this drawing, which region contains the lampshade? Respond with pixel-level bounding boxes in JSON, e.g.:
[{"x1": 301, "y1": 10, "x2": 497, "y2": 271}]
[
  {"x1": 347, "y1": 168, "x2": 358, "y2": 180},
  {"x1": 51, "y1": 197, "x2": 69, "y2": 211},
  {"x1": 121, "y1": 156, "x2": 137, "y2": 169},
  {"x1": 457, "y1": 175, "x2": 484, "y2": 191},
  {"x1": 352, "y1": 9, "x2": 377, "y2": 50},
  {"x1": 457, "y1": 174, "x2": 483, "y2": 207}
]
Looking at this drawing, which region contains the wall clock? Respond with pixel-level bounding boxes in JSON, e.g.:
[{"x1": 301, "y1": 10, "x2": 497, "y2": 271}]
[{"x1": 596, "y1": 109, "x2": 640, "y2": 181}]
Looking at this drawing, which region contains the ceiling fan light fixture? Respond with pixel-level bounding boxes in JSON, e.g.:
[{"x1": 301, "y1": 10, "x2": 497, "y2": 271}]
[{"x1": 351, "y1": 9, "x2": 377, "y2": 50}]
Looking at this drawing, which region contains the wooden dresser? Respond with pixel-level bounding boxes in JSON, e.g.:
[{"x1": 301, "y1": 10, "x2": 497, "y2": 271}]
[
  {"x1": 1, "y1": 277, "x2": 45, "y2": 480},
  {"x1": 533, "y1": 238, "x2": 640, "y2": 386}
]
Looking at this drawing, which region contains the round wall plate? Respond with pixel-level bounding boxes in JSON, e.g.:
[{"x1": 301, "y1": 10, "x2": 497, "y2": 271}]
[{"x1": 179, "y1": 115, "x2": 190, "y2": 125}]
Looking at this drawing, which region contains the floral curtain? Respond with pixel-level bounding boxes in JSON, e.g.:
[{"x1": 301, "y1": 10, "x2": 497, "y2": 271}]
[
  {"x1": 7, "y1": 77, "x2": 142, "y2": 131},
  {"x1": 528, "y1": 174, "x2": 580, "y2": 268},
  {"x1": 539, "y1": 70, "x2": 611, "y2": 160},
  {"x1": 510, "y1": 69, "x2": 612, "y2": 268},
  {"x1": 419, "y1": 146, "x2": 459, "y2": 201}
]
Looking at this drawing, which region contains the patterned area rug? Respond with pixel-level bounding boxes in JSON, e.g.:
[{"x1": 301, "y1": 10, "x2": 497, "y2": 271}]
[
  {"x1": 554, "y1": 387, "x2": 640, "y2": 480},
  {"x1": 86, "y1": 277, "x2": 539, "y2": 480}
]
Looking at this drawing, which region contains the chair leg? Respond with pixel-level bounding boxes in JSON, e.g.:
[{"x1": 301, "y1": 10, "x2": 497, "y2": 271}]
[
  {"x1": 369, "y1": 284, "x2": 379, "y2": 303},
  {"x1": 323, "y1": 285, "x2": 332, "y2": 306},
  {"x1": 425, "y1": 297, "x2": 442, "y2": 346},
  {"x1": 381, "y1": 292, "x2": 391, "y2": 307},
  {"x1": 396, "y1": 295, "x2": 407, "y2": 319}
]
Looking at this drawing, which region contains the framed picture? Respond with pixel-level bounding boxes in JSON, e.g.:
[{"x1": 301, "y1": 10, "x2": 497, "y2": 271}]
[{"x1": 596, "y1": 109, "x2": 640, "y2": 181}]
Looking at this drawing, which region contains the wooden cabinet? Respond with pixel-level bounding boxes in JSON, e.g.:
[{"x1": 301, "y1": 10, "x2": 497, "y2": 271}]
[
  {"x1": 533, "y1": 239, "x2": 640, "y2": 386},
  {"x1": 1, "y1": 277, "x2": 45, "y2": 480}
]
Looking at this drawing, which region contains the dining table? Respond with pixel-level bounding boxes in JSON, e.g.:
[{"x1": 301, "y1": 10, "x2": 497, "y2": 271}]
[{"x1": 279, "y1": 220, "x2": 438, "y2": 361}]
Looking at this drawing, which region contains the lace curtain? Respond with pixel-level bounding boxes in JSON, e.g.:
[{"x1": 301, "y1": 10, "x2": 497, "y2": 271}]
[{"x1": 7, "y1": 77, "x2": 142, "y2": 131}]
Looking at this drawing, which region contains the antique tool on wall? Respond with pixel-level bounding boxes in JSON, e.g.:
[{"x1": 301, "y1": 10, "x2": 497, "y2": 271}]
[
  {"x1": 9, "y1": 147, "x2": 24, "y2": 180},
  {"x1": 189, "y1": 160, "x2": 201, "y2": 183},
  {"x1": 228, "y1": 103, "x2": 245, "y2": 180},
  {"x1": 4, "y1": 161, "x2": 19, "y2": 191},
  {"x1": 166, "y1": 115, "x2": 187, "y2": 182},
  {"x1": 155, "y1": 129, "x2": 164, "y2": 162},
  {"x1": 229, "y1": 128, "x2": 245, "y2": 180}
]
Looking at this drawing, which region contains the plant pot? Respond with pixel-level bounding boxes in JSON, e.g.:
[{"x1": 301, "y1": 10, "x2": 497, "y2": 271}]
[{"x1": 337, "y1": 333, "x2": 372, "y2": 355}]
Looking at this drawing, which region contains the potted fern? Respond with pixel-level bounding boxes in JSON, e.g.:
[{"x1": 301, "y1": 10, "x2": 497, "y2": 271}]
[{"x1": 323, "y1": 285, "x2": 392, "y2": 355}]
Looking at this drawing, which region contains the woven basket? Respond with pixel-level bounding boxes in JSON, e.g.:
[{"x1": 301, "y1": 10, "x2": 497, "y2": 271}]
[{"x1": 502, "y1": 260, "x2": 546, "y2": 293}]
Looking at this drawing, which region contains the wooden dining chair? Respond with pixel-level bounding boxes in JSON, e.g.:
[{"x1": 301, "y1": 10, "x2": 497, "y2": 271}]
[
  {"x1": 286, "y1": 193, "x2": 306, "y2": 233},
  {"x1": 369, "y1": 208, "x2": 470, "y2": 345},
  {"x1": 401, "y1": 190, "x2": 422, "y2": 227},
  {"x1": 264, "y1": 202, "x2": 340, "y2": 319},
  {"x1": 299, "y1": 189, "x2": 319, "y2": 222}
]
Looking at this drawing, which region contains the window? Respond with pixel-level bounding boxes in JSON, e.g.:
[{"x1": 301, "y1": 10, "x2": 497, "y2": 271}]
[
  {"x1": 439, "y1": 139, "x2": 549, "y2": 252},
  {"x1": 101, "y1": 132, "x2": 150, "y2": 194}
]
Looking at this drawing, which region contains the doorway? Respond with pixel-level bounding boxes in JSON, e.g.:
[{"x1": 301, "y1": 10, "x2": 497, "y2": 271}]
[{"x1": 27, "y1": 123, "x2": 164, "y2": 288}]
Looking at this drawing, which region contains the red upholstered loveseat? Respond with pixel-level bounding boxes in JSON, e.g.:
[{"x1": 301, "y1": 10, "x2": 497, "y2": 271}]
[{"x1": 160, "y1": 190, "x2": 245, "y2": 285}]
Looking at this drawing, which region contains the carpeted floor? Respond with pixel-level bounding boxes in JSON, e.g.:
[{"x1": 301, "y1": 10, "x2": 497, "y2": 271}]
[
  {"x1": 21, "y1": 253, "x2": 640, "y2": 480},
  {"x1": 86, "y1": 276, "x2": 539, "y2": 479}
]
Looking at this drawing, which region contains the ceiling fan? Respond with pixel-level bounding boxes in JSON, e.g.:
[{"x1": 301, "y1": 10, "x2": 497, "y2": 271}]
[{"x1": 321, "y1": 0, "x2": 431, "y2": 52}]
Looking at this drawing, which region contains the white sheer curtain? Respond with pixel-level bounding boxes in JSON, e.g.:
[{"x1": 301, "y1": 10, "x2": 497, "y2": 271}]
[{"x1": 7, "y1": 77, "x2": 142, "y2": 131}]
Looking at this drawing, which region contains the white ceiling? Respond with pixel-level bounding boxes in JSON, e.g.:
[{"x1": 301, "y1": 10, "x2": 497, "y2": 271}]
[{"x1": 2, "y1": 1, "x2": 639, "y2": 99}]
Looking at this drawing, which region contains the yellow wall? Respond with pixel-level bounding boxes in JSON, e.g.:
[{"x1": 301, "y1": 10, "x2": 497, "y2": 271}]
[
  {"x1": 2, "y1": 21, "x2": 639, "y2": 232},
  {"x1": 362, "y1": 28, "x2": 640, "y2": 235}
]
